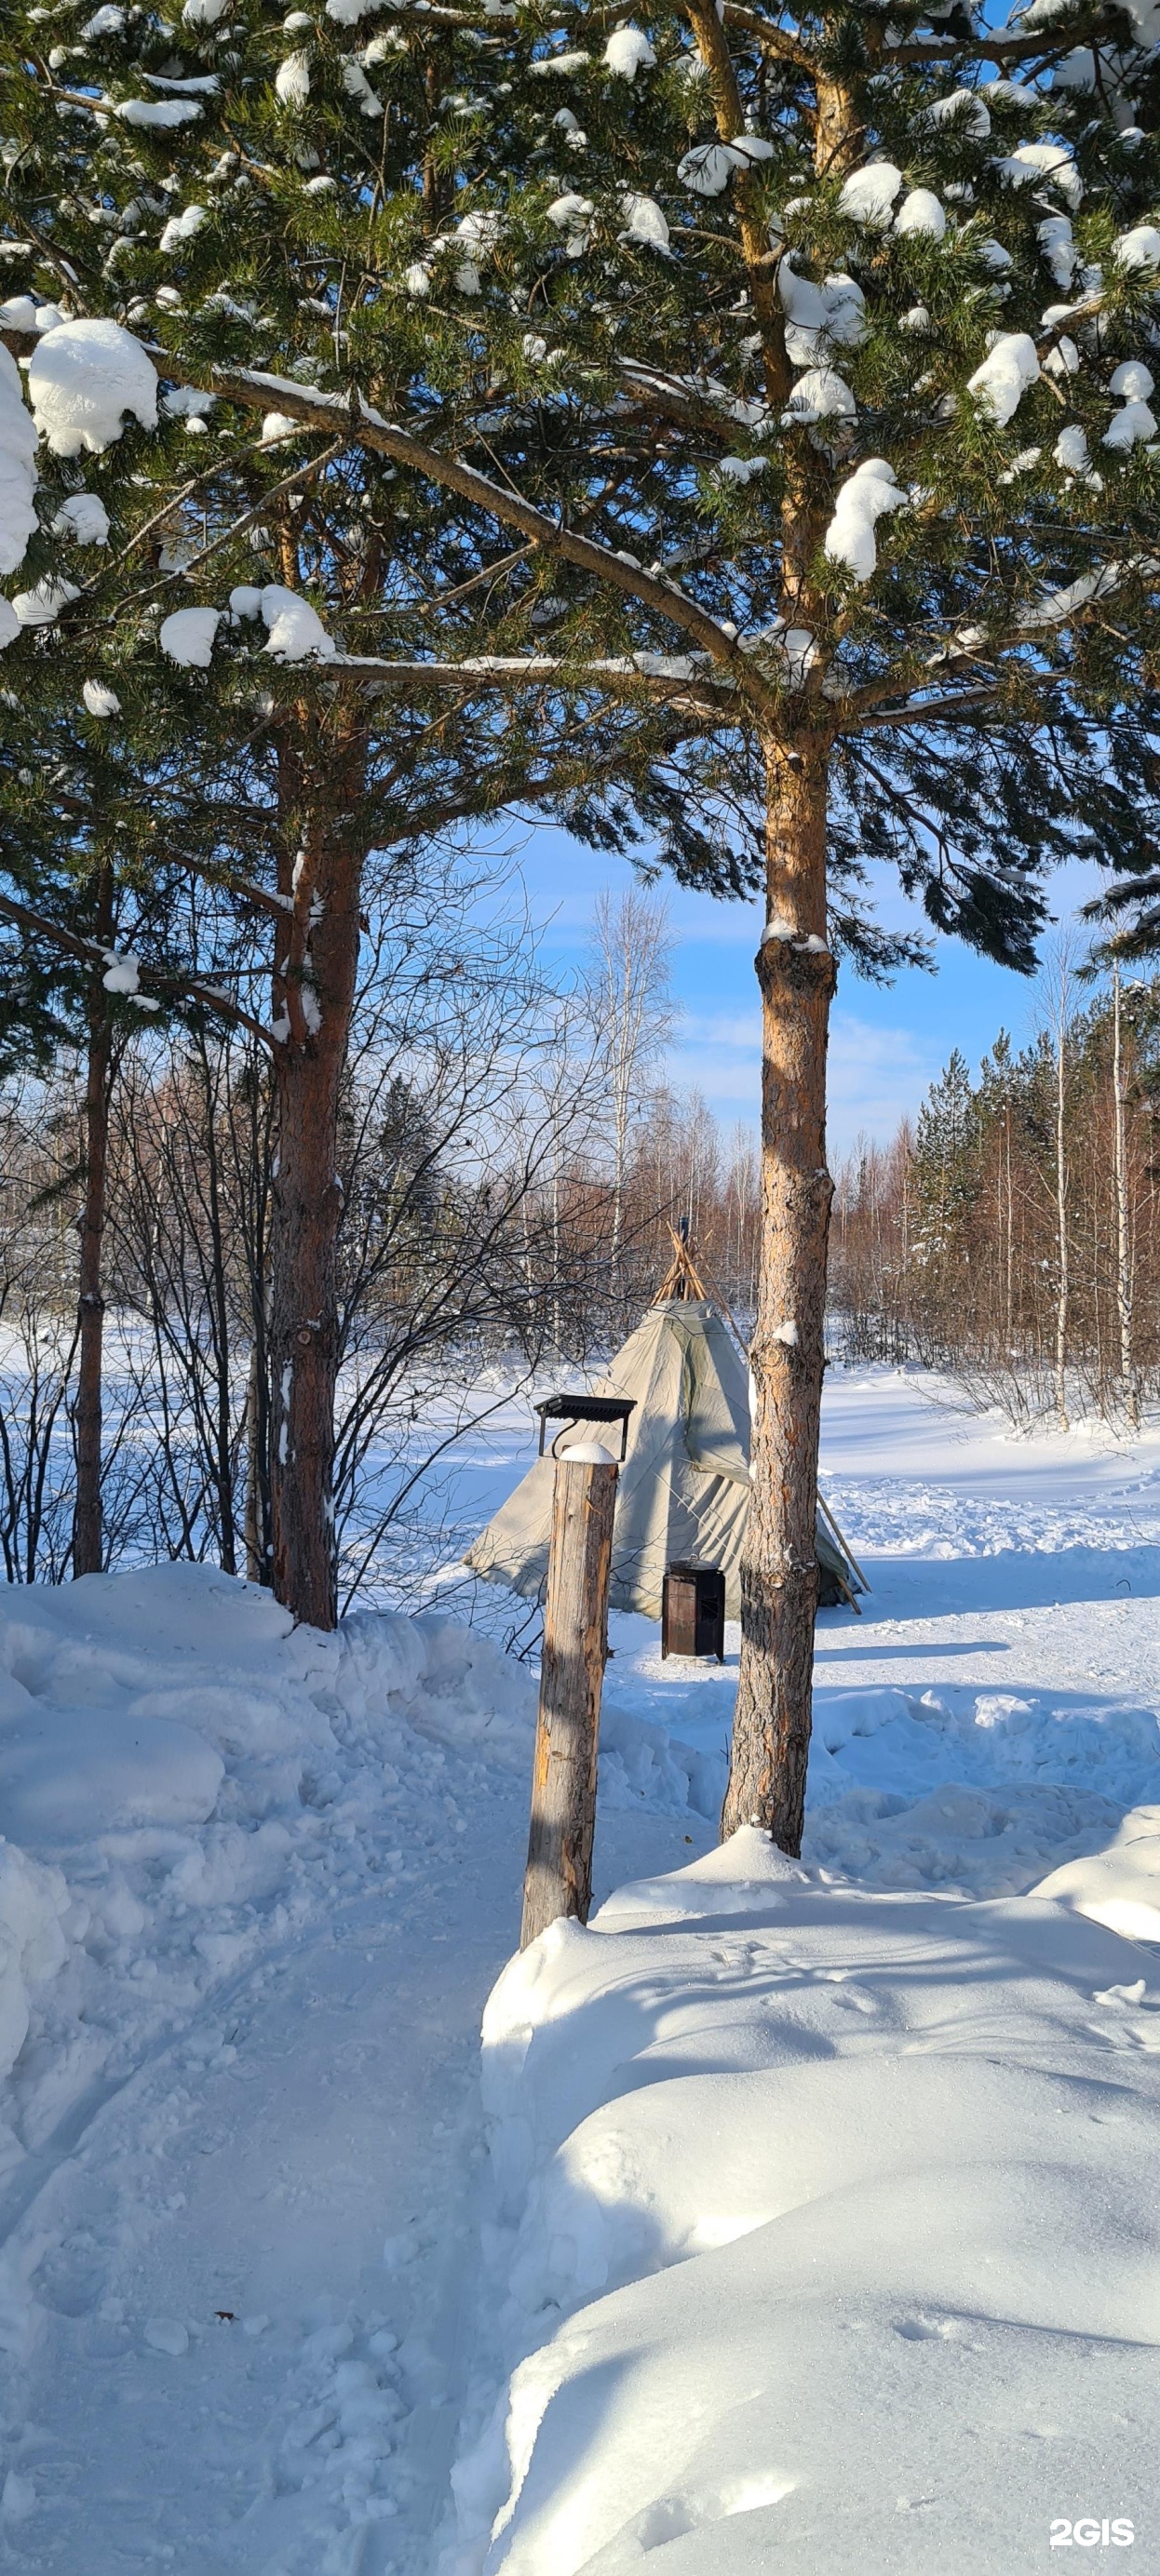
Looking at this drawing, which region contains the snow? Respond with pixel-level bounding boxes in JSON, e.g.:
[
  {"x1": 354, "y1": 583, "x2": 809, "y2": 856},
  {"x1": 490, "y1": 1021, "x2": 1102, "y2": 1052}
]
[
  {"x1": 1104, "y1": 395, "x2": 1157, "y2": 449},
  {"x1": 260, "y1": 582, "x2": 336, "y2": 661},
  {"x1": 158, "y1": 202, "x2": 207, "y2": 251},
  {"x1": 924, "y1": 86, "x2": 991, "y2": 138},
  {"x1": 893, "y1": 185, "x2": 946, "y2": 238},
  {"x1": 276, "y1": 48, "x2": 312, "y2": 106},
  {"x1": 27, "y1": 318, "x2": 157, "y2": 459},
  {"x1": 7, "y1": 1372, "x2": 1160, "y2": 2563},
  {"x1": 115, "y1": 97, "x2": 203, "y2": 127},
  {"x1": 1116, "y1": 221, "x2": 1160, "y2": 273},
  {"x1": 966, "y1": 328, "x2": 1040, "y2": 425},
  {"x1": 823, "y1": 455, "x2": 906, "y2": 582},
  {"x1": 619, "y1": 194, "x2": 668, "y2": 251},
  {"x1": 53, "y1": 490, "x2": 109, "y2": 544},
  {"x1": 1111, "y1": 359, "x2": 1154, "y2": 399},
  {"x1": 1038, "y1": 211, "x2": 1075, "y2": 284},
  {"x1": 101, "y1": 947, "x2": 141, "y2": 994},
  {"x1": 677, "y1": 141, "x2": 742, "y2": 197},
  {"x1": 158, "y1": 604, "x2": 221, "y2": 666},
  {"x1": 837, "y1": 161, "x2": 902, "y2": 227},
  {"x1": 448, "y1": 1836, "x2": 1160, "y2": 2572},
  {"x1": 0, "y1": 344, "x2": 38, "y2": 581},
  {"x1": 1054, "y1": 422, "x2": 1090, "y2": 473},
  {"x1": 777, "y1": 262, "x2": 866, "y2": 367},
  {"x1": 782, "y1": 364, "x2": 856, "y2": 423},
  {"x1": 998, "y1": 141, "x2": 1083, "y2": 209},
  {"x1": 11, "y1": 576, "x2": 79, "y2": 627},
  {"x1": 343, "y1": 58, "x2": 384, "y2": 114},
  {"x1": 82, "y1": 679, "x2": 120, "y2": 717},
  {"x1": 602, "y1": 27, "x2": 654, "y2": 77}
]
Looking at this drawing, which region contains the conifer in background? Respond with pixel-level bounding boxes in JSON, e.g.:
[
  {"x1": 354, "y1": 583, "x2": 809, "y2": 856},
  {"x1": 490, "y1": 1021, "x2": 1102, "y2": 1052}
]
[{"x1": 7, "y1": 2, "x2": 1160, "y2": 1837}]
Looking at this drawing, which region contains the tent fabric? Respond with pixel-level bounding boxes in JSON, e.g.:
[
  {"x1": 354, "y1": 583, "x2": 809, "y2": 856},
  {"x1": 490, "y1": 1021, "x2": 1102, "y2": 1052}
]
[{"x1": 465, "y1": 1299, "x2": 857, "y2": 1618}]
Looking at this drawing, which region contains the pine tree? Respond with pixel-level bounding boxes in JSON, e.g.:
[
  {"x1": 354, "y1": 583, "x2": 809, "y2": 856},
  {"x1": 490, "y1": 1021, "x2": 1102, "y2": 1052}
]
[
  {"x1": 7, "y1": 1, "x2": 1160, "y2": 1824},
  {"x1": 0, "y1": 2, "x2": 727, "y2": 1620}
]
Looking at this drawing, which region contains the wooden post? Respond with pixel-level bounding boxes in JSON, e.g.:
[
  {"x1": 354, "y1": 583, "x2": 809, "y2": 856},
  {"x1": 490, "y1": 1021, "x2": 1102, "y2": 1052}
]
[{"x1": 519, "y1": 1442, "x2": 618, "y2": 1949}]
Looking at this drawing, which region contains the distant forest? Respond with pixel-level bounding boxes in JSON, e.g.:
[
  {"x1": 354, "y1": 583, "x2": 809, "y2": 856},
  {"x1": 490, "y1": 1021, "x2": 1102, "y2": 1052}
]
[{"x1": 830, "y1": 967, "x2": 1160, "y2": 1429}]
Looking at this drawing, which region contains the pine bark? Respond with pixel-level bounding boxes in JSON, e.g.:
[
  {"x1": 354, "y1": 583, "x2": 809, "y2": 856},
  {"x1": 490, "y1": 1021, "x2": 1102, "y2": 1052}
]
[
  {"x1": 73, "y1": 866, "x2": 115, "y2": 1579},
  {"x1": 267, "y1": 721, "x2": 366, "y2": 1630},
  {"x1": 1112, "y1": 963, "x2": 1139, "y2": 1429},
  {"x1": 722, "y1": 737, "x2": 836, "y2": 1853}
]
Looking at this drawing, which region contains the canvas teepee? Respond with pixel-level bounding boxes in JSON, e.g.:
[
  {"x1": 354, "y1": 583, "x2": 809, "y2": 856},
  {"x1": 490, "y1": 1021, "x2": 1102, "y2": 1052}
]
[{"x1": 465, "y1": 1239, "x2": 863, "y2": 1619}]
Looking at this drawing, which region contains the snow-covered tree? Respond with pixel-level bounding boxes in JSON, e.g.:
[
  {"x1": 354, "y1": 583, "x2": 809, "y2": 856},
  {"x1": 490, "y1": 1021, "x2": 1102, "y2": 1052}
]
[
  {"x1": 0, "y1": 0, "x2": 723, "y2": 1621},
  {"x1": 7, "y1": 0, "x2": 1160, "y2": 1832}
]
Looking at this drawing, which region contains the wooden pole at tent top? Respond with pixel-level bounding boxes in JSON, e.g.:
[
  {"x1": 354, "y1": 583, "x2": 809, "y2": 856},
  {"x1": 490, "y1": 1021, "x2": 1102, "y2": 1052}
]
[{"x1": 519, "y1": 1441, "x2": 617, "y2": 1949}]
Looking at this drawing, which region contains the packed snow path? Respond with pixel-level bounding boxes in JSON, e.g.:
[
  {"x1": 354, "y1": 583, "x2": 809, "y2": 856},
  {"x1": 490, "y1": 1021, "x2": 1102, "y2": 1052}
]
[
  {"x1": 0, "y1": 1572, "x2": 702, "y2": 2572},
  {"x1": 0, "y1": 1369, "x2": 1159, "y2": 2564}
]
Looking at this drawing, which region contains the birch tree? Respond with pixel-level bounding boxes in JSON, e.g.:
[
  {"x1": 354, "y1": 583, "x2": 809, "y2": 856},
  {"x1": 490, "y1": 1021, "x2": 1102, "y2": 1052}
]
[{"x1": 584, "y1": 888, "x2": 674, "y2": 1310}]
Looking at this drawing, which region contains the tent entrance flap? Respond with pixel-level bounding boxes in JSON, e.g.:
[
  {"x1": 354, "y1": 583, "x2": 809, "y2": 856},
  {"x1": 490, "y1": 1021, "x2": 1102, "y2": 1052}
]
[{"x1": 465, "y1": 1277, "x2": 866, "y2": 1620}]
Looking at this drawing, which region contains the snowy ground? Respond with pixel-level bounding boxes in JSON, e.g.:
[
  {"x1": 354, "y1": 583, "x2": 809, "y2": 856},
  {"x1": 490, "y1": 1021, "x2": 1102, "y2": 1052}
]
[{"x1": 0, "y1": 1367, "x2": 1157, "y2": 2569}]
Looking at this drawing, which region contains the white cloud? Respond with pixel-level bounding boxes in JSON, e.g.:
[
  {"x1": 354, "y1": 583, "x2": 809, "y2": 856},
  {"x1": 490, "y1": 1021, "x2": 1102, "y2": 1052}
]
[{"x1": 666, "y1": 1007, "x2": 934, "y2": 1158}]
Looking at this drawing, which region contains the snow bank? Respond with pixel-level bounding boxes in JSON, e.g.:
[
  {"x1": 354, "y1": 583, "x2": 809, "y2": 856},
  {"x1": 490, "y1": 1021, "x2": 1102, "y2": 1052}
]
[
  {"x1": 0, "y1": 1565, "x2": 555, "y2": 2203},
  {"x1": 445, "y1": 1830, "x2": 1160, "y2": 2574},
  {"x1": 1034, "y1": 1802, "x2": 1160, "y2": 1940}
]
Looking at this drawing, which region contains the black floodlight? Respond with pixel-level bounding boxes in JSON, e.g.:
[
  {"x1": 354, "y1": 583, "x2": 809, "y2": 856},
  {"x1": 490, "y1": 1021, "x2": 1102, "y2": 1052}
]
[{"x1": 534, "y1": 1393, "x2": 637, "y2": 1462}]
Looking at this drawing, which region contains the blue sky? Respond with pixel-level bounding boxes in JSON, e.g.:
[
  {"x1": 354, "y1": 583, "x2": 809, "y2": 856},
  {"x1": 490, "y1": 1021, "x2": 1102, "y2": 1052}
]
[{"x1": 498, "y1": 820, "x2": 1104, "y2": 1162}]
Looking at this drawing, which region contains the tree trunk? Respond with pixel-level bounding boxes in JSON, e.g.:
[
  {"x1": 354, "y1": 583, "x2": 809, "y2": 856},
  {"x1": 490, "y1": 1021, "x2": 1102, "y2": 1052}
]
[
  {"x1": 521, "y1": 1449, "x2": 617, "y2": 1947},
  {"x1": 73, "y1": 866, "x2": 115, "y2": 1579},
  {"x1": 1112, "y1": 962, "x2": 1139, "y2": 1429},
  {"x1": 722, "y1": 735, "x2": 836, "y2": 1854},
  {"x1": 267, "y1": 727, "x2": 366, "y2": 1630},
  {"x1": 1055, "y1": 991, "x2": 1070, "y2": 1434}
]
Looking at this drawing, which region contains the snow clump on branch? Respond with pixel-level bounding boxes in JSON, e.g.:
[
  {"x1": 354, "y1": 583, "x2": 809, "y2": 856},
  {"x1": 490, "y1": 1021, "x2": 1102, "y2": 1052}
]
[
  {"x1": 782, "y1": 367, "x2": 857, "y2": 424},
  {"x1": 53, "y1": 491, "x2": 110, "y2": 545},
  {"x1": 603, "y1": 27, "x2": 655, "y2": 78},
  {"x1": 159, "y1": 604, "x2": 221, "y2": 667},
  {"x1": 82, "y1": 679, "x2": 121, "y2": 718},
  {"x1": 837, "y1": 162, "x2": 903, "y2": 228},
  {"x1": 893, "y1": 188, "x2": 946, "y2": 239},
  {"x1": 677, "y1": 134, "x2": 775, "y2": 196},
  {"x1": 966, "y1": 330, "x2": 1040, "y2": 425},
  {"x1": 260, "y1": 585, "x2": 336, "y2": 662},
  {"x1": 1116, "y1": 223, "x2": 1160, "y2": 274},
  {"x1": 1104, "y1": 359, "x2": 1157, "y2": 449},
  {"x1": 824, "y1": 458, "x2": 906, "y2": 583},
  {"x1": 27, "y1": 319, "x2": 158, "y2": 457},
  {"x1": 159, "y1": 203, "x2": 207, "y2": 251},
  {"x1": 620, "y1": 194, "x2": 669, "y2": 251},
  {"x1": 778, "y1": 262, "x2": 866, "y2": 365},
  {"x1": 115, "y1": 97, "x2": 203, "y2": 128},
  {"x1": 0, "y1": 346, "x2": 39, "y2": 580}
]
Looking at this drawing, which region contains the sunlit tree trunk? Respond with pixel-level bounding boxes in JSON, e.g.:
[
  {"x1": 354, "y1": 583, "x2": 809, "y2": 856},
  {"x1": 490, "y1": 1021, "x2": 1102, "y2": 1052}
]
[
  {"x1": 1112, "y1": 961, "x2": 1139, "y2": 1429},
  {"x1": 1055, "y1": 973, "x2": 1070, "y2": 1434},
  {"x1": 722, "y1": 734, "x2": 835, "y2": 1853}
]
